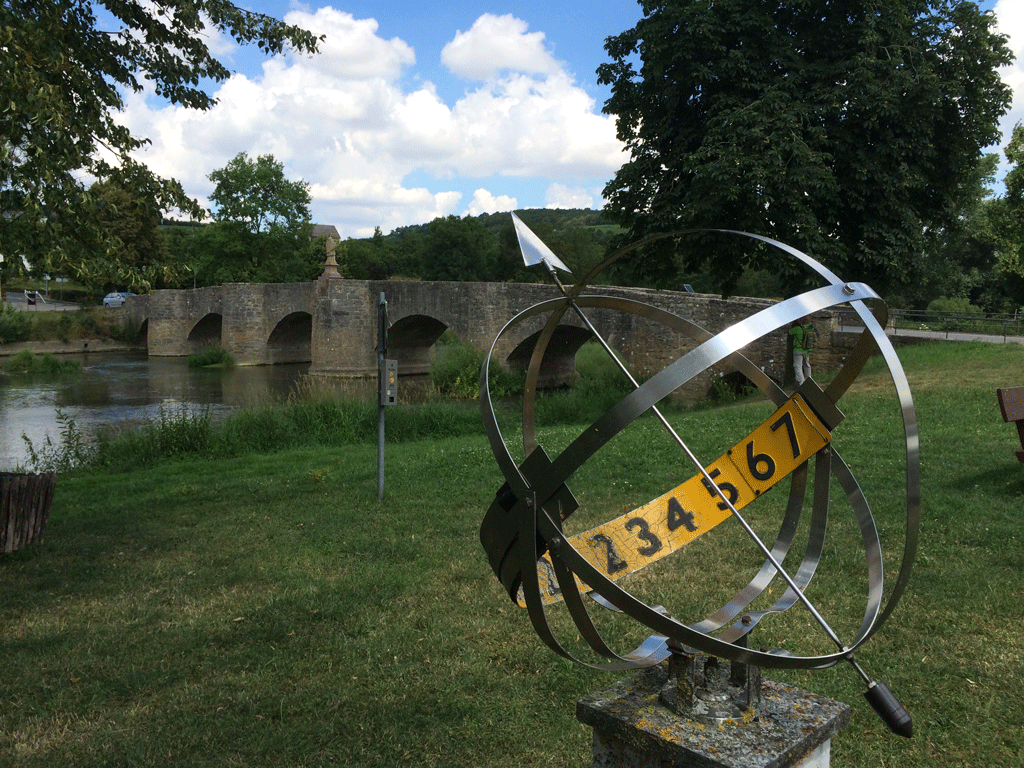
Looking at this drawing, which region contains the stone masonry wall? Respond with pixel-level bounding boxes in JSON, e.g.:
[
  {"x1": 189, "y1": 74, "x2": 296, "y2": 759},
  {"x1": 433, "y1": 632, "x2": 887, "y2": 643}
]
[{"x1": 133, "y1": 278, "x2": 855, "y2": 400}]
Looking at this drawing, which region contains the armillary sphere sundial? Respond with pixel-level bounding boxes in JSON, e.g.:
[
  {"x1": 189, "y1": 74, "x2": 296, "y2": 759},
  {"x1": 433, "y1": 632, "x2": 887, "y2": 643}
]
[{"x1": 479, "y1": 214, "x2": 919, "y2": 737}]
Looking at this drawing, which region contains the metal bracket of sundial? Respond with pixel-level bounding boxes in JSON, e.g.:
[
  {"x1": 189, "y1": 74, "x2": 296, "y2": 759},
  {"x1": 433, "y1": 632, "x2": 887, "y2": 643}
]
[{"x1": 480, "y1": 446, "x2": 578, "y2": 603}]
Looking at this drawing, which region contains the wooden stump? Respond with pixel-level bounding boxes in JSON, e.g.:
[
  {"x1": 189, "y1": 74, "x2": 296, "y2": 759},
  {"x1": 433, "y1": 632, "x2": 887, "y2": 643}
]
[{"x1": 1, "y1": 472, "x2": 56, "y2": 553}]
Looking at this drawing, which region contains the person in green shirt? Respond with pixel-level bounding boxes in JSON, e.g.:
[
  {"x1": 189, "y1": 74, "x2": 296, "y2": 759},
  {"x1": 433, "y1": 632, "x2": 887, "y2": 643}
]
[{"x1": 789, "y1": 316, "x2": 815, "y2": 386}]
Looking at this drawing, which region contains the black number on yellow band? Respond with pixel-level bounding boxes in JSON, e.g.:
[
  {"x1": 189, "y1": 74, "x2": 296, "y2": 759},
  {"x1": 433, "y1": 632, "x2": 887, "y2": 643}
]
[
  {"x1": 771, "y1": 410, "x2": 800, "y2": 458},
  {"x1": 746, "y1": 440, "x2": 776, "y2": 481},
  {"x1": 590, "y1": 533, "x2": 628, "y2": 574},
  {"x1": 667, "y1": 497, "x2": 698, "y2": 532},
  {"x1": 626, "y1": 517, "x2": 663, "y2": 556},
  {"x1": 701, "y1": 468, "x2": 739, "y2": 510}
]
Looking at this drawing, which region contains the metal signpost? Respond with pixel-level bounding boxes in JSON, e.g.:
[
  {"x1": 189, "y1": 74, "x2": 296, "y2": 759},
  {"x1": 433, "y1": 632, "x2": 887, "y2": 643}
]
[
  {"x1": 479, "y1": 217, "x2": 920, "y2": 766},
  {"x1": 377, "y1": 292, "x2": 396, "y2": 500}
]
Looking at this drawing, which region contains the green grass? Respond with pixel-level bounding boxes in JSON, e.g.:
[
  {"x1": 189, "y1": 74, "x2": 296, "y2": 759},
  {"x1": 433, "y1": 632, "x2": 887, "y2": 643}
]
[
  {"x1": 1, "y1": 341, "x2": 1023, "y2": 766},
  {"x1": 3, "y1": 350, "x2": 82, "y2": 374},
  {"x1": 15, "y1": 307, "x2": 139, "y2": 344},
  {"x1": 187, "y1": 345, "x2": 234, "y2": 368}
]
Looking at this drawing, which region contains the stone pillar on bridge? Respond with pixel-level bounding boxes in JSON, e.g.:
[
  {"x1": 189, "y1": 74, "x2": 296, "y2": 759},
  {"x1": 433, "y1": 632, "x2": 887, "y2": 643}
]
[
  {"x1": 310, "y1": 255, "x2": 376, "y2": 377},
  {"x1": 143, "y1": 289, "x2": 203, "y2": 357}
]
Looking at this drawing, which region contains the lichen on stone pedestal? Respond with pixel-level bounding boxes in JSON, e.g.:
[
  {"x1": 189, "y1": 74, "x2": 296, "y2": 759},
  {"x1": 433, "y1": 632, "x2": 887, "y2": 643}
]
[{"x1": 577, "y1": 660, "x2": 850, "y2": 768}]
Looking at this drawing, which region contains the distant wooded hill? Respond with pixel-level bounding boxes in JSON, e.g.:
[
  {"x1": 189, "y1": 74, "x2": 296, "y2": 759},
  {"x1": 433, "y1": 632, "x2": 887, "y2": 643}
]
[
  {"x1": 340, "y1": 208, "x2": 625, "y2": 284},
  {"x1": 160, "y1": 208, "x2": 790, "y2": 298}
]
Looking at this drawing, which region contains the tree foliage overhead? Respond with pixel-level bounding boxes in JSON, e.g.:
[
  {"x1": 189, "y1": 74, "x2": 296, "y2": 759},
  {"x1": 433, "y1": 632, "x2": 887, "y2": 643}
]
[
  {"x1": 0, "y1": 1, "x2": 321, "y2": 280},
  {"x1": 598, "y1": 0, "x2": 1014, "y2": 296}
]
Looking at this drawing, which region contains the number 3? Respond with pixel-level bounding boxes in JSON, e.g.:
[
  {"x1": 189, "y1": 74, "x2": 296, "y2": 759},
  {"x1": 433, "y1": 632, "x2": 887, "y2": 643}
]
[{"x1": 626, "y1": 517, "x2": 663, "y2": 556}]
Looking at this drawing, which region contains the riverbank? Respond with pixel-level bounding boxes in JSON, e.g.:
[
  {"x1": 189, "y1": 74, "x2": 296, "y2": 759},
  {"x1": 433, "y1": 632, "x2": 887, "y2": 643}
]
[
  {"x1": 0, "y1": 338, "x2": 140, "y2": 357},
  {"x1": 0, "y1": 303, "x2": 139, "y2": 354},
  {"x1": 0, "y1": 351, "x2": 311, "y2": 470}
]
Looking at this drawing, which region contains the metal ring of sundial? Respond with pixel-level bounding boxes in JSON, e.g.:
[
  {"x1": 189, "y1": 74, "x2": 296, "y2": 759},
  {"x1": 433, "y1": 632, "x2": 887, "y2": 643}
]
[{"x1": 479, "y1": 229, "x2": 920, "y2": 676}]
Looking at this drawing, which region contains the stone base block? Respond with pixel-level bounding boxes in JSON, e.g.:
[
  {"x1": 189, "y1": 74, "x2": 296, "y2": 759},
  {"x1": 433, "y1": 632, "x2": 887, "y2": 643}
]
[{"x1": 578, "y1": 665, "x2": 850, "y2": 768}]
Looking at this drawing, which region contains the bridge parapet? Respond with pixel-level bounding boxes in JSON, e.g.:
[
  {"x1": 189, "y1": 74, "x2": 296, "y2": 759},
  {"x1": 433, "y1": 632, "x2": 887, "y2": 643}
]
[{"x1": 131, "y1": 277, "x2": 838, "y2": 399}]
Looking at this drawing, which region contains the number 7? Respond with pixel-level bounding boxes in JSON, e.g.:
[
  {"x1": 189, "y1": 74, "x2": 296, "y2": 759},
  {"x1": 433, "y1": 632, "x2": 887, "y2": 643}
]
[{"x1": 771, "y1": 411, "x2": 800, "y2": 459}]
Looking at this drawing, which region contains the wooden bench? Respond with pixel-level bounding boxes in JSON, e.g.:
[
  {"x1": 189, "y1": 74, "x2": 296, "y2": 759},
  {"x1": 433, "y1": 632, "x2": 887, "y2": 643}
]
[{"x1": 996, "y1": 387, "x2": 1024, "y2": 464}]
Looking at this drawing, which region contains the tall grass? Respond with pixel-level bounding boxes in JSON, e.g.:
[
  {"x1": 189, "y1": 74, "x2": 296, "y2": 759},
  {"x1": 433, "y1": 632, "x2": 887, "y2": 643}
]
[
  {"x1": 69, "y1": 397, "x2": 490, "y2": 473},
  {"x1": 21, "y1": 407, "x2": 94, "y2": 473},
  {"x1": 23, "y1": 338, "x2": 661, "y2": 474},
  {"x1": 533, "y1": 340, "x2": 638, "y2": 424}
]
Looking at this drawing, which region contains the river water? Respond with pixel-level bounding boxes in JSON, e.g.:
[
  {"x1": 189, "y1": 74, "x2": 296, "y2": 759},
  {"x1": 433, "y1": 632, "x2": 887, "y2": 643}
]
[{"x1": 0, "y1": 352, "x2": 310, "y2": 469}]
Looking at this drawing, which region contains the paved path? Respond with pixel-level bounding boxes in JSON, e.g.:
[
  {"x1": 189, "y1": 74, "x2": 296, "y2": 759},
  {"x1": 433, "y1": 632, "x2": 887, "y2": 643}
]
[
  {"x1": 3, "y1": 293, "x2": 85, "y2": 312},
  {"x1": 837, "y1": 324, "x2": 1024, "y2": 345}
]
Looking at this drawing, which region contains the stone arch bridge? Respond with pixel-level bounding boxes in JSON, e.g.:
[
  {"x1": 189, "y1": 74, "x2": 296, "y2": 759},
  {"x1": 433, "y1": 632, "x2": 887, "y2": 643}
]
[{"x1": 124, "y1": 276, "x2": 835, "y2": 400}]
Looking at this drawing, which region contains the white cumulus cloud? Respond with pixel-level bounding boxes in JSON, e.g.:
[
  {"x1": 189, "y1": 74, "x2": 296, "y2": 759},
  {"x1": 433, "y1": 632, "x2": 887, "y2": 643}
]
[
  {"x1": 117, "y1": 9, "x2": 625, "y2": 237},
  {"x1": 466, "y1": 188, "x2": 518, "y2": 216},
  {"x1": 545, "y1": 183, "x2": 596, "y2": 209},
  {"x1": 441, "y1": 14, "x2": 562, "y2": 80}
]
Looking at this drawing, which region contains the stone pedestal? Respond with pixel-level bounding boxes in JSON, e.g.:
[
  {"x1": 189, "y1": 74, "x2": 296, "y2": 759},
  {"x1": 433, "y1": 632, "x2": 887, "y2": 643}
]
[{"x1": 577, "y1": 663, "x2": 850, "y2": 768}]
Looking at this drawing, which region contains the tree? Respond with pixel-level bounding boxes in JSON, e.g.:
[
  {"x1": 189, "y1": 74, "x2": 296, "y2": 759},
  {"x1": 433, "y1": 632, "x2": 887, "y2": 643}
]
[
  {"x1": 208, "y1": 153, "x2": 313, "y2": 235},
  {"x1": 200, "y1": 152, "x2": 314, "y2": 283},
  {"x1": 418, "y1": 215, "x2": 497, "y2": 282},
  {"x1": 0, "y1": 1, "x2": 321, "y2": 276},
  {"x1": 77, "y1": 178, "x2": 189, "y2": 293},
  {"x1": 990, "y1": 123, "x2": 1024, "y2": 303},
  {"x1": 598, "y1": 0, "x2": 1013, "y2": 296},
  {"x1": 914, "y1": 154, "x2": 1003, "y2": 310}
]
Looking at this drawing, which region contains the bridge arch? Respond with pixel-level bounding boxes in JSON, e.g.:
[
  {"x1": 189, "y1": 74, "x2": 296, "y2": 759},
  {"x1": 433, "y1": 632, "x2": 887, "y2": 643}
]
[
  {"x1": 267, "y1": 311, "x2": 312, "y2": 364},
  {"x1": 134, "y1": 317, "x2": 149, "y2": 349},
  {"x1": 387, "y1": 314, "x2": 448, "y2": 376},
  {"x1": 188, "y1": 313, "x2": 223, "y2": 351},
  {"x1": 506, "y1": 325, "x2": 594, "y2": 388}
]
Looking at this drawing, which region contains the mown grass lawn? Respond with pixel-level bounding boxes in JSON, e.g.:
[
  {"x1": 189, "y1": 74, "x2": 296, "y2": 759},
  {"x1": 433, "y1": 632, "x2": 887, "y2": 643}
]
[{"x1": 2, "y1": 341, "x2": 1022, "y2": 767}]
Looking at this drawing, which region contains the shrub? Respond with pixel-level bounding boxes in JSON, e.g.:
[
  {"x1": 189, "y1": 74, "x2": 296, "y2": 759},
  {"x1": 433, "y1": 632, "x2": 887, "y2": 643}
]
[
  {"x1": 926, "y1": 296, "x2": 981, "y2": 315},
  {"x1": 188, "y1": 346, "x2": 233, "y2": 368},
  {"x1": 0, "y1": 301, "x2": 30, "y2": 343},
  {"x1": 431, "y1": 337, "x2": 523, "y2": 399},
  {"x1": 4, "y1": 350, "x2": 81, "y2": 374}
]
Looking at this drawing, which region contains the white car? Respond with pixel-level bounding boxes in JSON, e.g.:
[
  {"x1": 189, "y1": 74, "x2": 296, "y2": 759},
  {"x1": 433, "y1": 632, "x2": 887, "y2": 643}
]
[{"x1": 102, "y1": 292, "x2": 136, "y2": 307}]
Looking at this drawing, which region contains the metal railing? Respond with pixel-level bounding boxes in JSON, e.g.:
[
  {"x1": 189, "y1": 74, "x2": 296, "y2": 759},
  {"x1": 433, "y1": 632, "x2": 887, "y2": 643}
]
[{"x1": 835, "y1": 308, "x2": 1024, "y2": 341}]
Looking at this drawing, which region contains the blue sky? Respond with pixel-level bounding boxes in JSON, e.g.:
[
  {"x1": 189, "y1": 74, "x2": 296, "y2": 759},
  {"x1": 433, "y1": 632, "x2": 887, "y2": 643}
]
[{"x1": 118, "y1": 1, "x2": 1024, "y2": 238}]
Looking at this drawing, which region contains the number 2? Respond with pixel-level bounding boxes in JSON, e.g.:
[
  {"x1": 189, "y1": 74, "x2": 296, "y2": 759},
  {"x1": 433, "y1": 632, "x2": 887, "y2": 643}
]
[{"x1": 589, "y1": 533, "x2": 627, "y2": 574}]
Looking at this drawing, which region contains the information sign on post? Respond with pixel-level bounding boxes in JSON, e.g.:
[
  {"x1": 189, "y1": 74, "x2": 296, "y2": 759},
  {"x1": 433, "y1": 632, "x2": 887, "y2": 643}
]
[{"x1": 379, "y1": 359, "x2": 398, "y2": 406}]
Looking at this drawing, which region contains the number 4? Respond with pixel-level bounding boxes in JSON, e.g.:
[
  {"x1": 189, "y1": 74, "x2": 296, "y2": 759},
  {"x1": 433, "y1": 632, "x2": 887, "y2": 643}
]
[{"x1": 667, "y1": 497, "x2": 698, "y2": 532}]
